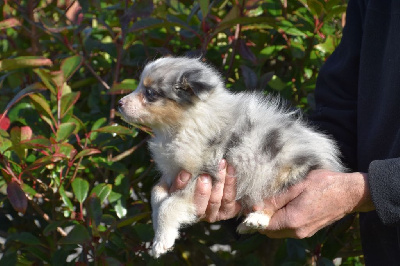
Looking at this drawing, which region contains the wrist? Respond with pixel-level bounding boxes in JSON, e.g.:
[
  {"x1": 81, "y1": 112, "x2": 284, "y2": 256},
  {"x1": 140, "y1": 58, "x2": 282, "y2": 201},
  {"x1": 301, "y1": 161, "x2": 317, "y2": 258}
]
[{"x1": 348, "y1": 172, "x2": 375, "y2": 213}]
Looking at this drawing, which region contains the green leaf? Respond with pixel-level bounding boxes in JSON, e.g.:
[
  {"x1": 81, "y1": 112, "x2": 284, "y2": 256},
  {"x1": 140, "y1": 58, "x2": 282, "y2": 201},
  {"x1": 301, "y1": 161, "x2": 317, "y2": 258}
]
[
  {"x1": 59, "y1": 224, "x2": 90, "y2": 245},
  {"x1": 61, "y1": 55, "x2": 83, "y2": 82},
  {"x1": 56, "y1": 122, "x2": 76, "y2": 142},
  {"x1": 108, "y1": 79, "x2": 138, "y2": 95},
  {"x1": 116, "y1": 212, "x2": 150, "y2": 228},
  {"x1": 128, "y1": 17, "x2": 164, "y2": 32},
  {"x1": 90, "y1": 183, "x2": 112, "y2": 203},
  {"x1": 278, "y1": 20, "x2": 307, "y2": 37},
  {"x1": 268, "y1": 75, "x2": 287, "y2": 91},
  {"x1": 60, "y1": 92, "x2": 80, "y2": 118},
  {"x1": 20, "y1": 136, "x2": 52, "y2": 150},
  {"x1": 10, "y1": 126, "x2": 32, "y2": 159},
  {"x1": 29, "y1": 93, "x2": 56, "y2": 125},
  {"x1": 91, "y1": 117, "x2": 107, "y2": 131},
  {"x1": 95, "y1": 125, "x2": 134, "y2": 135},
  {"x1": 26, "y1": 154, "x2": 65, "y2": 169},
  {"x1": 87, "y1": 195, "x2": 102, "y2": 227},
  {"x1": 307, "y1": 0, "x2": 324, "y2": 17},
  {"x1": 315, "y1": 35, "x2": 337, "y2": 54},
  {"x1": 72, "y1": 177, "x2": 89, "y2": 203},
  {"x1": 7, "y1": 232, "x2": 41, "y2": 245},
  {"x1": 73, "y1": 148, "x2": 101, "y2": 161},
  {"x1": 59, "y1": 185, "x2": 74, "y2": 211},
  {"x1": 0, "y1": 130, "x2": 12, "y2": 153},
  {"x1": 0, "y1": 250, "x2": 17, "y2": 265},
  {"x1": 57, "y1": 142, "x2": 75, "y2": 158},
  {"x1": 132, "y1": 223, "x2": 153, "y2": 242},
  {"x1": 0, "y1": 56, "x2": 52, "y2": 71},
  {"x1": 113, "y1": 199, "x2": 127, "y2": 219},
  {"x1": 218, "y1": 4, "x2": 240, "y2": 26},
  {"x1": 260, "y1": 45, "x2": 286, "y2": 57},
  {"x1": 2, "y1": 83, "x2": 47, "y2": 118},
  {"x1": 33, "y1": 68, "x2": 57, "y2": 95},
  {"x1": 7, "y1": 179, "x2": 28, "y2": 214},
  {"x1": 21, "y1": 183, "x2": 37, "y2": 198},
  {"x1": 198, "y1": 0, "x2": 210, "y2": 18},
  {"x1": 109, "y1": 191, "x2": 127, "y2": 219}
]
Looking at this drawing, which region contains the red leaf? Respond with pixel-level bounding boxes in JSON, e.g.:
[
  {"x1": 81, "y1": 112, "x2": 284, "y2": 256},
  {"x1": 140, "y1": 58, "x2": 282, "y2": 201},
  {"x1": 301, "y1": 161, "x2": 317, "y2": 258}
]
[
  {"x1": 0, "y1": 115, "x2": 10, "y2": 130},
  {"x1": 0, "y1": 18, "x2": 21, "y2": 30},
  {"x1": 7, "y1": 179, "x2": 28, "y2": 214},
  {"x1": 20, "y1": 126, "x2": 32, "y2": 141}
]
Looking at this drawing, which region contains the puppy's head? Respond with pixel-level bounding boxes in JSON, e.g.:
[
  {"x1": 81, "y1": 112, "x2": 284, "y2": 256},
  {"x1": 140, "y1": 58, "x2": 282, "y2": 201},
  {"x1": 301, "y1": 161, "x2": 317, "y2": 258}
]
[{"x1": 118, "y1": 57, "x2": 223, "y2": 128}]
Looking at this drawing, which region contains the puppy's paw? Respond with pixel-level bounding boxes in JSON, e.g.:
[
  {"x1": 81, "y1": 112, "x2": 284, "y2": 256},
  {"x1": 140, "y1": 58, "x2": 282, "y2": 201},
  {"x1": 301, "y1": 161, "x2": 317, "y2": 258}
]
[
  {"x1": 152, "y1": 240, "x2": 171, "y2": 258},
  {"x1": 151, "y1": 230, "x2": 178, "y2": 258},
  {"x1": 237, "y1": 212, "x2": 270, "y2": 234},
  {"x1": 237, "y1": 222, "x2": 257, "y2": 234}
]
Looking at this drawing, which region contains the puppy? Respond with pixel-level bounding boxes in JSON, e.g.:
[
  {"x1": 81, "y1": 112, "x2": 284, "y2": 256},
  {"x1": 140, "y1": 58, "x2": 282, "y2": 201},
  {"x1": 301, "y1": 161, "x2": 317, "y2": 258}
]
[{"x1": 118, "y1": 57, "x2": 344, "y2": 258}]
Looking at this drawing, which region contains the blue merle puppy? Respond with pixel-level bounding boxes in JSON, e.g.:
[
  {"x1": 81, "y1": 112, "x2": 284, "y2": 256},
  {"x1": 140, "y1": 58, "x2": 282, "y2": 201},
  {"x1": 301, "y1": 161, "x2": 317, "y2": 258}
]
[{"x1": 118, "y1": 57, "x2": 344, "y2": 258}]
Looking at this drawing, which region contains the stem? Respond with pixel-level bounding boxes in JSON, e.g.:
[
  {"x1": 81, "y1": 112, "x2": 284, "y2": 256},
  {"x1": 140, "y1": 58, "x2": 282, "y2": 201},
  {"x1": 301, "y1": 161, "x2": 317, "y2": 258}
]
[
  {"x1": 225, "y1": 23, "x2": 242, "y2": 82},
  {"x1": 29, "y1": 199, "x2": 67, "y2": 236},
  {"x1": 65, "y1": 136, "x2": 88, "y2": 190},
  {"x1": 110, "y1": 136, "x2": 150, "y2": 162},
  {"x1": 57, "y1": 88, "x2": 62, "y2": 128},
  {"x1": 27, "y1": 0, "x2": 38, "y2": 54},
  {"x1": 281, "y1": 0, "x2": 288, "y2": 19},
  {"x1": 82, "y1": 59, "x2": 111, "y2": 90}
]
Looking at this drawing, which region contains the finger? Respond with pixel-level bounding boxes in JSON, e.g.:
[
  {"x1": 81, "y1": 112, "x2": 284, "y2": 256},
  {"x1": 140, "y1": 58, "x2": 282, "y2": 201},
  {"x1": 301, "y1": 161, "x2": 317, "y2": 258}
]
[
  {"x1": 205, "y1": 160, "x2": 227, "y2": 222},
  {"x1": 169, "y1": 170, "x2": 191, "y2": 194},
  {"x1": 259, "y1": 207, "x2": 291, "y2": 237},
  {"x1": 260, "y1": 179, "x2": 307, "y2": 213},
  {"x1": 218, "y1": 164, "x2": 241, "y2": 220},
  {"x1": 194, "y1": 174, "x2": 212, "y2": 217}
]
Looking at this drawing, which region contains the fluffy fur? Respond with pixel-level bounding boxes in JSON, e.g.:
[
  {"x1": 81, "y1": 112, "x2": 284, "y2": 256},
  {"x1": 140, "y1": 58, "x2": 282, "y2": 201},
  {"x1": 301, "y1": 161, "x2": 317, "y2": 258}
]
[{"x1": 118, "y1": 57, "x2": 344, "y2": 258}]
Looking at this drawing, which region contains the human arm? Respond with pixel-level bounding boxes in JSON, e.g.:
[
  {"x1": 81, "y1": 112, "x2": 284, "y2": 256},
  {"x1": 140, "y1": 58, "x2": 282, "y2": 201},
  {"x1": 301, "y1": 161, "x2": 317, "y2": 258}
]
[
  {"x1": 170, "y1": 166, "x2": 375, "y2": 239},
  {"x1": 257, "y1": 169, "x2": 374, "y2": 238}
]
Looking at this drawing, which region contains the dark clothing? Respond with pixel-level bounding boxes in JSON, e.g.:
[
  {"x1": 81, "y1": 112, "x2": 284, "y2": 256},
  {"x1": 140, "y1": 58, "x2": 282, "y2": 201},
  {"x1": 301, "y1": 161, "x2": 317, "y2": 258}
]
[{"x1": 312, "y1": 0, "x2": 400, "y2": 264}]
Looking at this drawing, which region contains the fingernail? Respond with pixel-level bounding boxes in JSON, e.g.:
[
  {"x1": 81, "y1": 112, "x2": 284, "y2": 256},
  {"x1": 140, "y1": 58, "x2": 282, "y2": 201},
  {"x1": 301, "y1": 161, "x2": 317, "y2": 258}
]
[
  {"x1": 179, "y1": 171, "x2": 190, "y2": 182},
  {"x1": 200, "y1": 175, "x2": 211, "y2": 184},
  {"x1": 218, "y1": 159, "x2": 227, "y2": 171},
  {"x1": 227, "y1": 165, "x2": 235, "y2": 177}
]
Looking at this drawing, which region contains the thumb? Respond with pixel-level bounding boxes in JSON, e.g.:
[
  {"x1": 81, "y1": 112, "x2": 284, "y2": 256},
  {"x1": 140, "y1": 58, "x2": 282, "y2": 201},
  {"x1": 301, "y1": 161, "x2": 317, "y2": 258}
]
[{"x1": 255, "y1": 180, "x2": 306, "y2": 216}]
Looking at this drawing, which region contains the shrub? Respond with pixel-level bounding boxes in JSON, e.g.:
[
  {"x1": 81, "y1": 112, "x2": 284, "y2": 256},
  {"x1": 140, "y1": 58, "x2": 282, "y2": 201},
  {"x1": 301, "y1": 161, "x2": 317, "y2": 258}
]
[{"x1": 0, "y1": 0, "x2": 362, "y2": 265}]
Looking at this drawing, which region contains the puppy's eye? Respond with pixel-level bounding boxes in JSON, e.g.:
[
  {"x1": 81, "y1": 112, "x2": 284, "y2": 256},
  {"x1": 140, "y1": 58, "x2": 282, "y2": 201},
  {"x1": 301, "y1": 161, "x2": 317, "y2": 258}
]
[
  {"x1": 144, "y1": 87, "x2": 159, "y2": 102},
  {"x1": 174, "y1": 84, "x2": 185, "y2": 91}
]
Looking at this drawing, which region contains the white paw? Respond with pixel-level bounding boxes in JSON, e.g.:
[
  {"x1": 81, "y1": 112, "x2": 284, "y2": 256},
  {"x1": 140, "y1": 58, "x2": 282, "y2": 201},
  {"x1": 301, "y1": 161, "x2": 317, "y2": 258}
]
[
  {"x1": 237, "y1": 222, "x2": 256, "y2": 234},
  {"x1": 151, "y1": 230, "x2": 178, "y2": 258},
  {"x1": 152, "y1": 240, "x2": 171, "y2": 258},
  {"x1": 237, "y1": 212, "x2": 270, "y2": 234}
]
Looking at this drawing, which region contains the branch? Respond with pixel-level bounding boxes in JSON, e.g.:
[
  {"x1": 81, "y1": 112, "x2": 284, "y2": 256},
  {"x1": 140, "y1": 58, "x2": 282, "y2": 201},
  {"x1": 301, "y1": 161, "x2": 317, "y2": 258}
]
[
  {"x1": 225, "y1": 23, "x2": 242, "y2": 82},
  {"x1": 29, "y1": 198, "x2": 67, "y2": 237},
  {"x1": 109, "y1": 136, "x2": 150, "y2": 162}
]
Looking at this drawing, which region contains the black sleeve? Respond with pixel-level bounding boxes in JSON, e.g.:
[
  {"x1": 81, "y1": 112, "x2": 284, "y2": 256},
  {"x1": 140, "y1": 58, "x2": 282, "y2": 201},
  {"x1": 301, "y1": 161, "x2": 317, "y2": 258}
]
[
  {"x1": 369, "y1": 159, "x2": 400, "y2": 226},
  {"x1": 312, "y1": 0, "x2": 400, "y2": 226},
  {"x1": 311, "y1": 0, "x2": 366, "y2": 170}
]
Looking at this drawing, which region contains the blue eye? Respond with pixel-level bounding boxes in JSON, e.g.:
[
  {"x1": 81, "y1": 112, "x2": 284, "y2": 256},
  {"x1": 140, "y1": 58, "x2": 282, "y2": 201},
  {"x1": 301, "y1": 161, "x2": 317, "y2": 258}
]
[{"x1": 144, "y1": 88, "x2": 159, "y2": 102}]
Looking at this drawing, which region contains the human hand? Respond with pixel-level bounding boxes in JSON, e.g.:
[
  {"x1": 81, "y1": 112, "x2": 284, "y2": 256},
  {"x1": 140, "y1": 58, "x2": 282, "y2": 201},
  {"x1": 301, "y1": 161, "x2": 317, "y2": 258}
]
[
  {"x1": 257, "y1": 169, "x2": 375, "y2": 239},
  {"x1": 169, "y1": 160, "x2": 241, "y2": 222}
]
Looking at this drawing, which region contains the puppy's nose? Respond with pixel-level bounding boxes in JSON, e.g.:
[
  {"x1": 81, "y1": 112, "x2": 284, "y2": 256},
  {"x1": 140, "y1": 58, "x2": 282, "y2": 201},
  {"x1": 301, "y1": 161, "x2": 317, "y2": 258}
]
[{"x1": 118, "y1": 99, "x2": 124, "y2": 108}]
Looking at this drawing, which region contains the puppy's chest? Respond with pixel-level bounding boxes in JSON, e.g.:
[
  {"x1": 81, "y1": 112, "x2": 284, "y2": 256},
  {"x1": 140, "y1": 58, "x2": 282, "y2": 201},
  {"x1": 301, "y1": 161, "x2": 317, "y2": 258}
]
[{"x1": 149, "y1": 134, "x2": 212, "y2": 176}]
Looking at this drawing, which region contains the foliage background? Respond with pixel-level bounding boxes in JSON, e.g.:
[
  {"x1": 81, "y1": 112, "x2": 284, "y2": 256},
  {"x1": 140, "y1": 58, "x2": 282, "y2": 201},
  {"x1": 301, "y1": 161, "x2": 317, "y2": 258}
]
[{"x1": 0, "y1": 0, "x2": 364, "y2": 265}]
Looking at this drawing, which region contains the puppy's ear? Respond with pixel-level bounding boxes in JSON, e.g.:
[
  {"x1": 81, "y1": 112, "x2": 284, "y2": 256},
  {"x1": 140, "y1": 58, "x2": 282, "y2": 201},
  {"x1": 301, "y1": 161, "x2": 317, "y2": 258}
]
[{"x1": 180, "y1": 70, "x2": 214, "y2": 100}]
